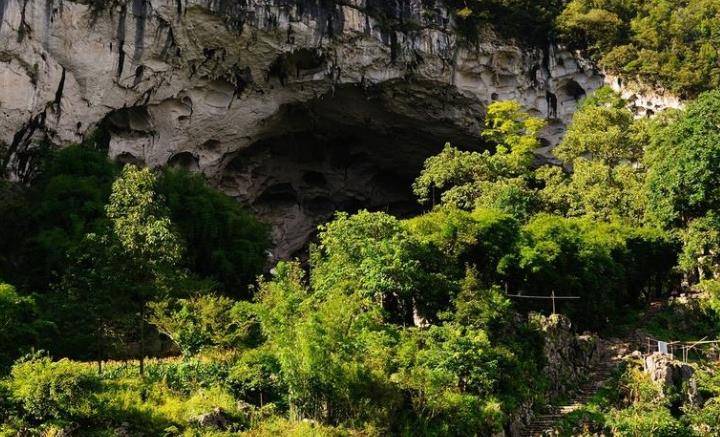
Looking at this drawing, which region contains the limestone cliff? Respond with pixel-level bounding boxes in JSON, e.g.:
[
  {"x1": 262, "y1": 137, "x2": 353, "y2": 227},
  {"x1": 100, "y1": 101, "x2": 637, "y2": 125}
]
[{"x1": 0, "y1": 0, "x2": 604, "y2": 257}]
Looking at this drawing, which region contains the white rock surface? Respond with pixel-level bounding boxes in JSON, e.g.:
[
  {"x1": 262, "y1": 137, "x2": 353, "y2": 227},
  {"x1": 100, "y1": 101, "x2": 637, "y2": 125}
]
[{"x1": 605, "y1": 73, "x2": 684, "y2": 116}]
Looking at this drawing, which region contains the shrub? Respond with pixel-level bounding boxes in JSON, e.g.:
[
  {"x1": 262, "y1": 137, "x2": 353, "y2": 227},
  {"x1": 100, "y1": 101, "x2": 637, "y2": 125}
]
[
  {"x1": 228, "y1": 348, "x2": 286, "y2": 408},
  {"x1": 0, "y1": 284, "x2": 48, "y2": 370},
  {"x1": 684, "y1": 397, "x2": 720, "y2": 435},
  {"x1": 5, "y1": 355, "x2": 101, "y2": 422},
  {"x1": 149, "y1": 295, "x2": 257, "y2": 356},
  {"x1": 618, "y1": 367, "x2": 663, "y2": 405},
  {"x1": 240, "y1": 416, "x2": 359, "y2": 436},
  {"x1": 141, "y1": 359, "x2": 231, "y2": 395},
  {"x1": 608, "y1": 404, "x2": 692, "y2": 437}
]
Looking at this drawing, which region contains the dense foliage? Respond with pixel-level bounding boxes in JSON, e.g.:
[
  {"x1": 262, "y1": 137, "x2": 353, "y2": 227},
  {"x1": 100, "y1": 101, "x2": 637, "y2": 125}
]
[
  {"x1": 0, "y1": 144, "x2": 269, "y2": 367},
  {"x1": 557, "y1": 0, "x2": 720, "y2": 96},
  {"x1": 443, "y1": 0, "x2": 565, "y2": 45},
  {"x1": 6, "y1": 84, "x2": 720, "y2": 433}
]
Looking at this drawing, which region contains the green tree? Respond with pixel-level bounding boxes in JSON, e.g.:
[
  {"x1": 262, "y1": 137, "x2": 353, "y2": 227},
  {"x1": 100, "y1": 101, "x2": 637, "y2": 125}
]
[
  {"x1": 645, "y1": 90, "x2": 720, "y2": 228},
  {"x1": 446, "y1": 0, "x2": 565, "y2": 46},
  {"x1": 107, "y1": 166, "x2": 183, "y2": 276},
  {"x1": 405, "y1": 207, "x2": 519, "y2": 286},
  {"x1": 0, "y1": 182, "x2": 32, "y2": 287},
  {"x1": 149, "y1": 294, "x2": 259, "y2": 356},
  {"x1": 679, "y1": 214, "x2": 720, "y2": 282},
  {"x1": 157, "y1": 169, "x2": 270, "y2": 296},
  {"x1": 557, "y1": 0, "x2": 633, "y2": 60},
  {"x1": 0, "y1": 284, "x2": 48, "y2": 370},
  {"x1": 538, "y1": 160, "x2": 646, "y2": 221},
  {"x1": 106, "y1": 165, "x2": 184, "y2": 374},
  {"x1": 45, "y1": 231, "x2": 135, "y2": 364},
  {"x1": 538, "y1": 88, "x2": 648, "y2": 221},
  {"x1": 553, "y1": 90, "x2": 643, "y2": 165},
  {"x1": 413, "y1": 101, "x2": 544, "y2": 216},
  {"x1": 394, "y1": 323, "x2": 506, "y2": 435},
  {"x1": 453, "y1": 267, "x2": 512, "y2": 333},
  {"x1": 254, "y1": 261, "x2": 399, "y2": 427},
  {"x1": 558, "y1": 0, "x2": 720, "y2": 96},
  {"x1": 5, "y1": 145, "x2": 118, "y2": 292},
  {"x1": 516, "y1": 215, "x2": 626, "y2": 328},
  {"x1": 311, "y1": 211, "x2": 435, "y2": 324}
]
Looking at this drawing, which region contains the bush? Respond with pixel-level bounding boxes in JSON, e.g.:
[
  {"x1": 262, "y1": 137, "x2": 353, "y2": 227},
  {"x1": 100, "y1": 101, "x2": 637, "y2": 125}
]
[
  {"x1": 140, "y1": 359, "x2": 231, "y2": 395},
  {"x1": 153, "y1": 386, "x2": 248, "y2": 429},
  {"x1": 149, "y1": 295, "x2": 258, "y2": 356},
  {"x1": 228, "y1": 348, "x2": 286, "y2": 409},
  {"x1": 5, "y1": 355, "x2": 101, "y2": 422},
  {"x1": 618, "y1": 367, "x2": 663, "y2": 406},
  {"x1": 240, "y1": 416, "x2": 359, "y2": 437},
  {"x1": 0, "y1": 284, "x2": 48, "y2": 370},
  {"x1": 684, "y1": 397, "x2": 720, "y2": 435},
  {"x1": 608, "y1": 405, "x2": 692, "y2": 437}
]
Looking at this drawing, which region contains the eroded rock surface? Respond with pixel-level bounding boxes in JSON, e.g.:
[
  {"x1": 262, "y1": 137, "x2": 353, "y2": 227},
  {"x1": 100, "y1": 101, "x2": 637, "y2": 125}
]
[
  {"x1": 0, "y1": 0, "x2": 605, "y2": 256},
  {"x1": 532, "y1": 313, "x2": 601, "y2": 400},
  {"x1": 645, "y1": 352, "x2": 694, "y2": 388},
  {"x1": 644, "y1": 352, "x2": 701, "y2": 406}
]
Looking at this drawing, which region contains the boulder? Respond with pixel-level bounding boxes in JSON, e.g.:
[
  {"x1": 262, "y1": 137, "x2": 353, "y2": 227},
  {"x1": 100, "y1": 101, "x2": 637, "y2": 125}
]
[
  {"x1": 645, "y1": 353, "x2": 694, "y2": 388},
  {"x1": 190, "y1": 407, "x2": 229, "y2": 430},
  {"x1": 644, "y1": 352, "x2": 702, "y2": 406}
]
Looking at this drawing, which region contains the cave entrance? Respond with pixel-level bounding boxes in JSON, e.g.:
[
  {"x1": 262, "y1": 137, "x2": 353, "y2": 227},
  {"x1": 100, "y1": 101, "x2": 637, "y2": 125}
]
[{"x1": 217, "y1": 83, "x2": 484, "y2": 259}]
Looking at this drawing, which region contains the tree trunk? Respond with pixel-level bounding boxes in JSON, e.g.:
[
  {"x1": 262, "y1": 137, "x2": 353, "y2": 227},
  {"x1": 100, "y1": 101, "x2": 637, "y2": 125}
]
[{"x1": 139, "y1": 305, "x2": 145, "y2": 377}]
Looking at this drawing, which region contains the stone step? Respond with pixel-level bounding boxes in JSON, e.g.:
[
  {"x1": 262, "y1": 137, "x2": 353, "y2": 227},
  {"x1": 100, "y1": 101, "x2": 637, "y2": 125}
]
[{"x1": 520, "y1": 348, "x2": 625, "y2": 437}]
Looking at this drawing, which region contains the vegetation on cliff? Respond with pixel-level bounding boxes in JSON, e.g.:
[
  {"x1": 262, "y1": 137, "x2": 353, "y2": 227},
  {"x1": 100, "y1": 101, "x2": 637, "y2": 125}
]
[{"x1": 557, "y1": 0, "x2": 720, "y2": 96}]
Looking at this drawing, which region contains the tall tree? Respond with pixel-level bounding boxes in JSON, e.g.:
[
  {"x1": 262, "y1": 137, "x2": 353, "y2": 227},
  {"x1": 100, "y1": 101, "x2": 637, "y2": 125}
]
[
  {"x1": 538, "y1": 87, "x2": 649, "y2": 222},
  {"x1": 0, "y1": 283, "x2": 48, "y2": 370},
  {"x1": 645, "y1": 90, "x2": 720, "y2": 228},
  {"x1": 106, "y1": 165, "x2": 184, "y2": 374}
]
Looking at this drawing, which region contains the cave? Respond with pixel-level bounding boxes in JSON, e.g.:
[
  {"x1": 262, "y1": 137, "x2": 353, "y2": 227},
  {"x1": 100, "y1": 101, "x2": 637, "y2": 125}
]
[
  {"x1": 216, "y1": 83, "x2": 484, "y2": 259},
  {"x1": 168, "y1": 151, "x2": 200, "y2": 171},
  {"x1": 106, "y1": 106, "x2": 154, "y2": 133},
  {"x1": 561, "y1": 79, "x2": 586, "y2": 101}
]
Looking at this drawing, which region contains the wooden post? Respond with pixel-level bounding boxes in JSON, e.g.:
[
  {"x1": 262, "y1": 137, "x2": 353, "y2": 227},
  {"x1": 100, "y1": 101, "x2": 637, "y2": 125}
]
[{"x1": 551, "y1": 290, "x2": 556, "y2": 315}]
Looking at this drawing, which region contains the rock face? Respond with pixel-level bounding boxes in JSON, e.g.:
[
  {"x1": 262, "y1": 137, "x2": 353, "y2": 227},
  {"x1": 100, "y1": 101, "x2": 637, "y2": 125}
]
[
  {"x1": 645, "y1": 353, "x2": 694, "y2": 387},
  {"x1": 644, "y1": 352, "x2": 700, "y2": 406},
  {"x1": 0, "y1": 0, "x2": 605, "y2": 257},
  {"x1": 606, "y1": 74, "x2": 684, "y2": 117},
  {"x1": 532, "y1": 313, "x2": 601, "y2": 400}
]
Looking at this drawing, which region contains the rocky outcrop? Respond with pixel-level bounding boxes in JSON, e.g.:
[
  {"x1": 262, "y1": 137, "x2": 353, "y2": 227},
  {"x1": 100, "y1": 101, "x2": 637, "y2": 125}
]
[
  {"x1": 606, "y1": 74, "x2": 684, "y2": 117},
  {"x1": 645, "y1": 353, "x2": 694, "y2": 388},
  {"x1": 644, "y1": 353, "x2": 701, "y2": 407},
  {"x1": 0, "y1": 0, "x2": 605, "y2": 256},
  {"x1": 190, "y1": 407, "x2": 229, "y2": 429},
  {"x1": 531, "y1": 313, "x2": 602, "y2": 400}
]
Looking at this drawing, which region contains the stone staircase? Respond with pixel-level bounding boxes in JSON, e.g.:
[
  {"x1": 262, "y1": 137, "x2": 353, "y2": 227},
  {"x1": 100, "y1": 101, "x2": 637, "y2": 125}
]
[{"x1": 522, "y1": 340, "x2": 629, "y2": 437}]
